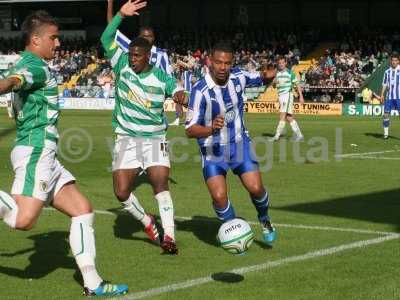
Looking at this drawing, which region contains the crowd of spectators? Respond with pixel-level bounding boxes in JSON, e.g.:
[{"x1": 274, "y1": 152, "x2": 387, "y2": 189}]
[
  {"x1": 301, "y1": 28, "x2": 399, "y2": 102},
  {"x1": 1, "y1": 27, "x2": 398, "y2": 103}
]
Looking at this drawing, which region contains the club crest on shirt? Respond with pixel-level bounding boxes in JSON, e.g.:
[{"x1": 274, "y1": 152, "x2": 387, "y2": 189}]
[
  {"x1": 236, "y1": 85, "x2": 241, "y2": 93},
  {"x1": 225, "y1": 110, "x2": 236, "y2": 123},
  {"x1": 39, "y1": 180, "x2": 48, "y2": 192},
  {"x1": 151, "y1": 57, "x2": 157, "y2": 63}
]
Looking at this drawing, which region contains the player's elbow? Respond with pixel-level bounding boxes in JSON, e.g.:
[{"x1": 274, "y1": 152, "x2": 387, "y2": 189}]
[{"x1": 185, "y1": 127, "x2": 196, "y2": 138}]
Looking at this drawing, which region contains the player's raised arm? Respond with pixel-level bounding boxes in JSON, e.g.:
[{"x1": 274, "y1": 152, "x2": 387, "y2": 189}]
[
  {"x1": 107, "y1": 0, "x2": 114, "y2": 23},
  {"x1": 101, "y1": 0, "x2": 147, "y2": 59}
]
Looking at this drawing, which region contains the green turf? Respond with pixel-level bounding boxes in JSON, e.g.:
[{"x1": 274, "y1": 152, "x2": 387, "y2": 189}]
[{"x1": 0, "y1": 109, "x2": 399, "y2": 299}]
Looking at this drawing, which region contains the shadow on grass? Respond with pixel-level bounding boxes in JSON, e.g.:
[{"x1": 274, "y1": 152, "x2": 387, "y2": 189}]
[
  {"x1": 211, "y1": 272, "x2": 244, "y2": 283},
  {"x1": 0, "y1": 231, "x2": 81, "y2": 285},
  {"x1": 277, "y1": 188, "x2": 400, "y2": 231},
  {"x1": 111, "y1": 212, "x2": 221, "y2": 247},
  {"x1": 365, "y1": 132, "x2": 400, "y2": 140}
]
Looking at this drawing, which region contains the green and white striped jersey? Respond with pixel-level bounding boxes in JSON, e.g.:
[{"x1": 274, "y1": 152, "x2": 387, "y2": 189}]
[
  {"x1": 275, "y1": 69, "x2": 298, "y2": 95},
  {"x1": 5, "y1": 51, "x2": 59, "y2": 150},
  {"x1": 101, "y1": 14, "x2": 182, "y2": 138}
]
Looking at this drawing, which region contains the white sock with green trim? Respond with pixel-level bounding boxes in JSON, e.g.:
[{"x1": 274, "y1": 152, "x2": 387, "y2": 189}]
[
  {"x1": 155, "y1": 191, "x2": 175, "y2": 240},
  {"x1": 275, "y1": 121, "x2": 286, "y2": 138},
  {"x1": 122, "y1": 193, "x2": 151, "y2": 227},
  {"x1": 0, "y1": 190, "x2": 18, "y2": 228},
  {"x1": 290, "y1": 120, "x2": 303, "y2": 137},
  {"x1": 70, "y1": 213, "x2": 102, "y2": 290}
]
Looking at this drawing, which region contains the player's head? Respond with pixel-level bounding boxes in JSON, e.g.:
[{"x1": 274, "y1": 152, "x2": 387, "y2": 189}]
[
  {"x1": 21, "y1": 10, "x2": 60, "y2": 60},
  {"x1": 276, "y1": 56, "x2": 287, "y2": 71},
  {"x1": 139, "y1": 26, "x2": 155, "y2": 46},
  {"x1": 390, "y1": 52, "x2": 399, "y2": 69},
  {"x1": 128, "y1": 37, "x2": 151, "y2": 73},
  {"x1": 210, "y1": 42, "x2": 234, "y2": 84}
]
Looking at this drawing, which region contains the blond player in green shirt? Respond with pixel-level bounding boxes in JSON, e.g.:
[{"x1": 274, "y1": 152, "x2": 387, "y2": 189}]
[{"x1": 270, "y1": 56, "x2": 304, "y2": 141}]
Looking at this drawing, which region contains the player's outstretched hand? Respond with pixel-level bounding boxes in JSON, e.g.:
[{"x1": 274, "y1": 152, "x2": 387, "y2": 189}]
[
  {"x1": 212, "y1": 115, "x2": 225, "y2": 131},
  {"x1": 120, "y1": 0, "x2": 147, "y2": 17},
  {"x1": 173, "y1": 90, "x2": 188, "y2": 107}
]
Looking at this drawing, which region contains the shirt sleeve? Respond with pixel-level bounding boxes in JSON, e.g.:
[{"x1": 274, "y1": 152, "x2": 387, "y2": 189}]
[
  {"x1": 100, "y1": 14, "x2": 128, "y2": 75},
  {"x1": 8, "y1": 63, "x2": 47, "y2": 91},
  {"x1": 162, "y1": 51, "x2": 173, "y2": 76},
  {"x1": 185, "y1": 89, "x2": 206, "y2": 128},
  {"x1": 382, "y1": 71, "x2": 388, "y2": 87}
]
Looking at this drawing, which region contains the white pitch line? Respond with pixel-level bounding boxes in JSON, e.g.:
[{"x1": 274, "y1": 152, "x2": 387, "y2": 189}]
[
  {"x1": 116, "y1": 234, "x2": 400, "y2": 300},
  {"x1": 42, "y1": 208, "x2": 398, "y2": 236},
  {"x1": 335, "y1": 149, "x2": 400, "y2": 158},
  {"x1": 342, "y1": 156, "x2": 400, "y2": 160}
]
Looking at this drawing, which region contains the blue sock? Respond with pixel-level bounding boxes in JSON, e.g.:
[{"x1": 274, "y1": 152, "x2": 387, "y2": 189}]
[
  {"x1": 251, "y1": 192, "x2": 270, "y2": 223},
  {"x1": 383, "y1": 118, "x2": 390, "y2": 128},
  {"x1": 213, "y1": 200, "x2": 236, "y2": 222}
]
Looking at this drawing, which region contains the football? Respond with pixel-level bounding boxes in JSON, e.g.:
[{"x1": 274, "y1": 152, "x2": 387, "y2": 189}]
[{"x1": 217, "y1": 218, "x2": 254, "y2": 254}]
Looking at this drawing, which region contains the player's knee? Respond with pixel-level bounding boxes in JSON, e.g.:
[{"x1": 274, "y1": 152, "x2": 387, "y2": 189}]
[
  {"x1": 153, "y1": 183, "x2": 168, "y2": 195},
  {"x1": 15, "y1": 215, "x2": 36, "y2": 231},
  {"x1": 113, "y1": 186, "x2": 131, "y2": 202},
  {"x1": 211, "y1": 190, "x2": 228, "y2": 204},
  {"x1": 249, "y1": 185, "x2": 265, "y2": 199}
]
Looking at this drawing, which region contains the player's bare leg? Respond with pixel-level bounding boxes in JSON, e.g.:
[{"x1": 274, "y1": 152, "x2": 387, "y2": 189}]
[
  {"x1": 206, "y1": 175, "x2": 236, "y2": 221},
  {"x1": 53, "y1": 181, "x2": 128, "y2": 296},
  {"x1": 113, "y1": 169, "x2": 159, "y2": 242},
  {"x1": 0, "y1": 192, "x2": 43, "y2": 230},
  {"x1": 147, "y1": 166, "x2": 177, "y2": 254},
  {"x1": 239, "y1": 171, "x2": 276, "y2": 245}
]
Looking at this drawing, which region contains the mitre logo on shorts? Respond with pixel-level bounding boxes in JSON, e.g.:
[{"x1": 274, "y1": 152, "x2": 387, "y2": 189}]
[{"x1": 39, "y1": 180, "x2": 48, "y2": 192}]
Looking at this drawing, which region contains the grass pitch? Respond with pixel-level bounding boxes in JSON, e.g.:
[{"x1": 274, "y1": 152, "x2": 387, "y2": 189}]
[{"x1": 0, "y1": 109, "x2": 399, "y2": 299}]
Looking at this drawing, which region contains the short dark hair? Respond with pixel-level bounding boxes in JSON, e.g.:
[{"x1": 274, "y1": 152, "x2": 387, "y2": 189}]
[
  {"x1": 21, "y1": 10, "x2": 58, "y2": 46},
  {"x1": 391, "y1": 51, "x2": 400, "y2": 59},
  {"x1": 211, "y1": 42, "x2": 234, "y2": 55},
  {"x1": 129, "y1": 37, "x2": 151, "y2": 53},
  {"x1": 139, "y1": 26, "x2": 154, "y2": 35}
]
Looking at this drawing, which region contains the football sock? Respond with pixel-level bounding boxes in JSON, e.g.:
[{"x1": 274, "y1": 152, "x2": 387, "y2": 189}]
[
  {"x1": 213, "y1": 199, "x2": 236, "y2": 222},
  {"x1": 0, "y1": 190, "x2": 18, "y2": 228},
  {"x1": 383, "y1": 118, "x2": 390, "y2": 136},
  {"x1": 69, "y1": 213, "x2": 102, "y2": 290},
  {"x1": 155, "y1": 191, "x2": 175, "y2": 240},
  {"x1": 251, "y1": 192, "x2": 270, "y2": 223},
  {"x1": 290, "y1": 120, "x2": 303, "y2": 137},
  {"x1": 122, "y1": 193, "x2": 151, "y2": 227},
  {"x1": 275, "y1": 120, "x2": 286, "y2": 138}
]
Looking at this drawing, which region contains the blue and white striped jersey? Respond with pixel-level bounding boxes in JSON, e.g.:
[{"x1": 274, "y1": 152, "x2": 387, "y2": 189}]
[
  {"x1": 115, "y1": 30, "x2": 173, "y2": 75},
  {"x1": 182, "y1": 70, "x2": 193, "y2": 92},
  {"x1": 185, "y1": 68, "x2": 263, "y2": 147},
  {"x1": 382, "y1": 66, "x2": 400, "y2": 100}
]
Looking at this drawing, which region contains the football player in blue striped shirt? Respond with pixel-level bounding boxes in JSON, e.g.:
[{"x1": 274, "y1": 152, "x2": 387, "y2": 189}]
[
  {"x1": 380, "y1": 52, "x2": 400, "y2": 139},
  {"x1": 185, "y1": 42, "x2": 277, "y2": 246}
]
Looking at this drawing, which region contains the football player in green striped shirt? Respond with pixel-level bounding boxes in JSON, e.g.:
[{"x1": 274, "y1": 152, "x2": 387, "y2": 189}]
[
  {"x1": 0, "y1": 10, "x2": 128, "y2": 297},
  {"x1": 270, "y1": 56, "x2": 304, "y2": 141},
  {"x1": 101, "y1": 0, "x2": 186, "y2": 254}
]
